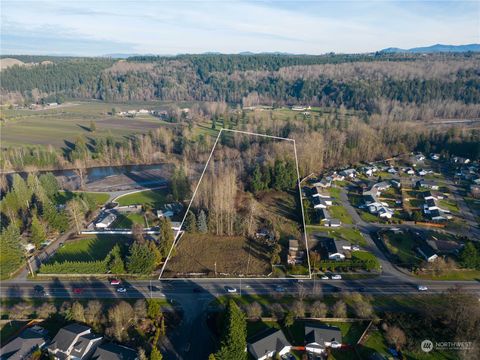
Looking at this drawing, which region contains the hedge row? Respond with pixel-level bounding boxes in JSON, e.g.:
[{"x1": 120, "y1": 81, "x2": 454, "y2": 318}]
[{"x1": 39, "y1": 259, "x2": 108, "y2": 274}]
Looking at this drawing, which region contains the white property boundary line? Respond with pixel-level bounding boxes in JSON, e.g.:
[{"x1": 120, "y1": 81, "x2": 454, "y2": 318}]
[{"x1": 158, "y1": 128, "x2": 311, "y2": 280}]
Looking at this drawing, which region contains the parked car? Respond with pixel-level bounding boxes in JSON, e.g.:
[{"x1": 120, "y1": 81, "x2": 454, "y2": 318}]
[
  {"x1": 418, "y1": 285, "x2": 428, "y2": 291},
  {"x1": 110, "y1": 279, "x2": 121, "y2": 285},
  {"x1": 116, "y1": 287, "x2": 127, "y2": 293},
  {"x1": 320, "y1": 275, "x2": 329, "y2": 280},
  {"x1": 225, "y1": 286, "x2": 237, "y2": 293},
  {"x1": 331, "y1": 274, "x2": 342, "y2": 280}
]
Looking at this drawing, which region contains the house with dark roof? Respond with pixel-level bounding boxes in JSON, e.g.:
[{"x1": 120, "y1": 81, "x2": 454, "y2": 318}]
[
  {"x1": 91, "y1": 343, "x2": 138, "y2": 360},
  {"x1": 417, "y1": 244, "x2": 438, "y2": 262},
  {"x1": 47, "y1": 323, "x2": 102, "y2": 360},
  {"x1": 0, "y1": 325, "x2": 48, "y2": 360},
  {"x1": 247, "y1": 328, "x2": 292, "y2": 360},
  {"x1": 314, "y1": 237, "x2": 345, "y2": 261},
  {"x1": 305, "y1": 323, "x2": 342, "y2": 354}
]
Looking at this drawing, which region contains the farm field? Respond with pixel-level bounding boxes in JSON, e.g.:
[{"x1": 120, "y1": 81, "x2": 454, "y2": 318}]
[
  {"x1": 46, "y1": 235, "x2": 131, "y2": 263},
  {"x1": 1, "y1": 101, "x2": 179, "y2": 148},
  {"x1": 115, "y1": 188, "x2": 168, "y2": 208}
]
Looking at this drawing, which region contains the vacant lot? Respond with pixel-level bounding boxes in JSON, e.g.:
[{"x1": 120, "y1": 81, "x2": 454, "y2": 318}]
[
  {"x1": 115, "y1": 188, "x2": 168, "y2": 208},
  {"x1": 163, "y1": 233, "x2": 272, "y2": 277},
  {"x1": 47, "y1": 235, "x2": 131, "y2": 263}
]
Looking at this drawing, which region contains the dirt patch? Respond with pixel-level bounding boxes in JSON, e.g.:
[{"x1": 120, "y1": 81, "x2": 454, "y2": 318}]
[{"x1": 163, "y1": 233, "x2": 272, "y2": 277}]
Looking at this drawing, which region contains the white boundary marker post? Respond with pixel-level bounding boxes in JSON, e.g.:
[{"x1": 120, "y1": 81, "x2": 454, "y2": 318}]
[{"x1": 158, "y1": 127, "x2": 311, "y2": 280}]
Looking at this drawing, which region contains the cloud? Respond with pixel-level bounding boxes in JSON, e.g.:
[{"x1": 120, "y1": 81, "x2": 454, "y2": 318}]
[{"x1": 1, "y1": 0, "x2": 478, "y2": 55}]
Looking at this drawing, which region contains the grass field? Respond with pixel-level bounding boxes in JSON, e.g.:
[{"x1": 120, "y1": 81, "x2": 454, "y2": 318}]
[
  {"x1": 55, "y1": 191, "x2": 110, "y2": 206},
  {"x1": 416, "y1": 269, "x2": 480, "y2": 281},
  {"x1": 115, "y1": 189, "x2": 168, "y2": 208},
  {"x1": 352, "y1": 251, "x2": 381, "y2": 271},
  {"x1": 438, "y1": 199, "x2": 460, "y2": 213},
  {"x1": 359, "y1": 329, "x2": 458, "y2": 360},
  {"x1": 46, "y1": 235, "x2": 131, "y2": 263},
  {"x1": 1, "y1": 101, "x2": 181, "y2": 148},
  {"x1": 329, "y1": 205, "x2": 353, "y2": 224},
  {"x1": 112, "y1": 213, "x2": 146, "y2": 228},
  {"x1": 382, "y1": 232, "x2": 421, "y2": 267},
  {"x1": 163, "y1": 233, "x2": 272, "y2": 277}
]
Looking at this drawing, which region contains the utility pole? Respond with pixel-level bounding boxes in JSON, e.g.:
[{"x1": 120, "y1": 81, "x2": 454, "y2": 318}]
[{"x1": 214, "y1": 261, "x2": 217, "y2": 276}]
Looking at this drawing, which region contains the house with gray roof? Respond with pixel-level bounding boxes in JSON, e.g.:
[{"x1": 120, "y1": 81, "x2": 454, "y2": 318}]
[
  {"x1": 91, "y1": 343, "x2": 138, "y2": 360},
  {"x1": 0, "y1": 325, "x2": 48, "y2": 360},
  {"x1": 305, "y1": 323, "x2": 342, "y2": 355},
  {"x1": 47, "y1": 323, "x2": 102, "y2": 360},
  {"x1": 247, "y1": 328, "x2": 292, "y2": 360}
]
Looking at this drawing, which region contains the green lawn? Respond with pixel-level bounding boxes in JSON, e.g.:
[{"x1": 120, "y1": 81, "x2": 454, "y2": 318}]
[
  {"x1": 329, "y1": 187, "x2": 342, "y2": 199},
  {"x1": 352, "y1": 251, "x2": 381, "y2": 271},
  {"x1": 359, "y1": 329, "x2": 458, "y2": 360},
  {"x1": 416, "y1": 269, "x2": 480, "y2": 281},
  {"x1": 112, "y1": 213, "x2": 146, "y2": 228},
  {"x1": 359, "y1": 211, "x2": 379, "y2": 223},
  {"x1": 46, "y1": 235, "x2": 131, "y2": 263},
  {"x1": 328, "y1": 228, "x2": 367, "y2": 246},
  {"x1": 115, "y1": 189, "x2": 168, "y2": 208},
  {"x1": 382, "y1": 232, "x2": 421, "y2": 267},
  {"x1": 438, "y1": 199, "x2": 460, "y2": 213},
  {"x1": 55, "y1": 191, "x2": 110, "y2": 206},
  {"x1": 329, "y1": 205, "x2": 353, "y2": 224}
]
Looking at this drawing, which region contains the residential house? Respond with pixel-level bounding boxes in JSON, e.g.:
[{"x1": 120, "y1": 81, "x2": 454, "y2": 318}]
[
  {"x1": 247, "y1": 329, "x2": 292, "y2": 360},
  {"x1": 1, "y1": 326, "x2": 48, "y2": 360},
  {"x1": 331, "y1": 173, "x2": 345, "y2": 182},
  {"x1": 416, "y1": 179, "x2": 440, "y2": 190},
  {"x1": 390, "y1": 179, "x2": 401, "y2": 189},
  {"x1": 95, "y1": 212, "x2": 117, "y2": 229},
  {"x1": 313, "y1": 177, "x2": 331, "y2": 188},
  {"x1": 377, "y1": 206, "x2": 394, "y2": 219},
  {"x1": 288, "y1": 239, "x2": 303, "y2": 265},
  {"x1": 318, "y1": 208, "x2": 341, "y2": 228},
  {"x1": 291, "y1": 105, "x2": 310, "y2": 111},
  {"x1": 339, "y1": 169, "x2": 356, "y2": 178},
  {"x1": 417, "y1": 244, "x2": 438, "y2": 262},
  {"x1": 48, "y1": 324, "x2": 102, "y2": 360},
  {"x1": 415, "y1": 154, "x2": 426, "y2": 162},
  {"x1": 90, "y1": 343, "x2": 138, "y2": 360},
  {"x1": 312, "y1": 197, "x2": 332, "y2": 210},
  {"x1": 405, "y1": 168, "x2": 415, "y2": 175},
  {"x1": 417, "y1": 169, "x2": 428, "y2": 176},
  {"x1": 387, "y1": 167, "x2": 398, "y2": 174},
  {"x1": 305, "y1": 324, "x2": 342, "y2": 355},
  {"x1": 315, "y1": 237, "x2": 345, "y2": 261}
]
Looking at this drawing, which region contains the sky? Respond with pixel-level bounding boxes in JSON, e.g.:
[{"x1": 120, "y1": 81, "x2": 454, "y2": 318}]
[{"x1": 1, "y1": 0, "x2": 479, "y2": 56}]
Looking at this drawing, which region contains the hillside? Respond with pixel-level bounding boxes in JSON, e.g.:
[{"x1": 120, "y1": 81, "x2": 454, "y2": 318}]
[
  {"x1": 0, "y1": 58, "x2": 26, "y2": 71},
  {"x1": 381, "y1": 44, "x2": 480, "y2": 53}
]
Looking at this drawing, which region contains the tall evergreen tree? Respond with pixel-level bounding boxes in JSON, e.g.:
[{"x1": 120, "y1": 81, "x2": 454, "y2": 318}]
[
  {"x1": 0, "y1": 223, "x2": 24, "y2": 278},
  {"x1": 30, "y1": 213, "x2": 46, "y2": 248},
  {"x1": 215, "y1": 301, "x2": 247, "y2": 360},
  {"x1": 127, "y1": 242, "x2": 156, "y2": 274},
  {"x1": 158, "y1": 217, "x2": 174, "y2": 258},
  {"x1": 185, "y1": 211, "x2": 197, "y2": 233},
  {"x1": 197, "y1": 210, "x2": 208, "y2": 234}
]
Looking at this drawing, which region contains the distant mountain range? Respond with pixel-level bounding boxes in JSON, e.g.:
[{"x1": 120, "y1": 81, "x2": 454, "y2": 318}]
[{"x1": 380, "y1": 44, "x2": 480, "y2": 53}]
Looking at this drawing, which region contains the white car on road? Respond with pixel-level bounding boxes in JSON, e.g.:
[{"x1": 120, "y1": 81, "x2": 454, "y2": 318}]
[
  {"x1": 116, "y1": 287, "x2": 127, "y2": 293},
  {"x1": 418, "y1": 285, "x2": 428, "y2": 291},
  {"x1": 225, "y1": 286, "x2": 237, "y2": 293},
  {"x1": 331, "y1": 274, "x2": 342, "y2": 280},
  {"x1": 320, "y1": 275, "x2": 329, "y2": 280}
]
